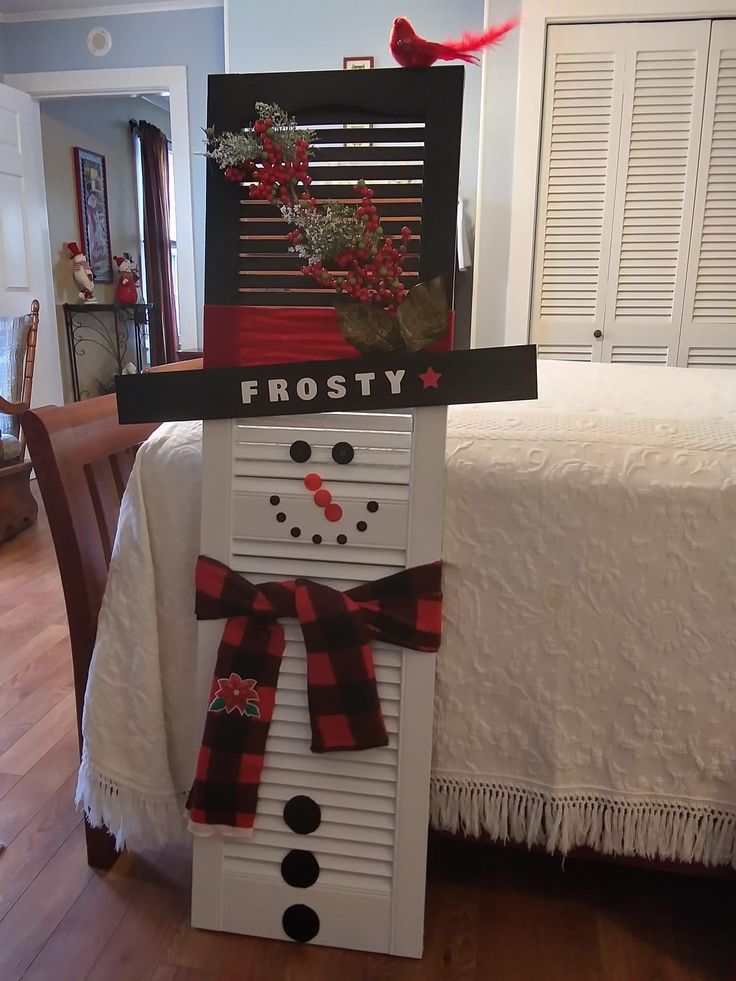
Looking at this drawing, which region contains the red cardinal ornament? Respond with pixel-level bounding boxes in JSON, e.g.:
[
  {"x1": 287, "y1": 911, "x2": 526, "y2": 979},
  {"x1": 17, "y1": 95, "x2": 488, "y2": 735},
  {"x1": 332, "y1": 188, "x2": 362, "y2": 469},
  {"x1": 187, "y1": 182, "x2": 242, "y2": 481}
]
[{"x1": 390, "y1": 16, "x2": 516, "y2": 67}]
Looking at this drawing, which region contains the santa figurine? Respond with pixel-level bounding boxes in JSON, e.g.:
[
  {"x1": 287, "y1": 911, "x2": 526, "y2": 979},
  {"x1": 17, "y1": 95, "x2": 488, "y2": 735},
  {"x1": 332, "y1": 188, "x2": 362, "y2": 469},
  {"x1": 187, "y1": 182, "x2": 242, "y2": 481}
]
[
  {"x1": 67, "y1": 242, "x2": 96, "y2": 303},
  {"x1": 113, "y1": 254, "x2": 139, "y2": 305}
]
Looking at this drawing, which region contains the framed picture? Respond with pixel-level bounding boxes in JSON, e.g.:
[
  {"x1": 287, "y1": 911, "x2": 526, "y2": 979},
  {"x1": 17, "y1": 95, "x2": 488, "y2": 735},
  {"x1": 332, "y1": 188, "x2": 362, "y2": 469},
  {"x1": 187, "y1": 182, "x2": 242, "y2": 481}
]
[
  {"x1": 343, "y1": 56, "x2": 374, "y2": 70},
  {"x1": 73, "y1": 147, "x2": 113, "y2": 283}
]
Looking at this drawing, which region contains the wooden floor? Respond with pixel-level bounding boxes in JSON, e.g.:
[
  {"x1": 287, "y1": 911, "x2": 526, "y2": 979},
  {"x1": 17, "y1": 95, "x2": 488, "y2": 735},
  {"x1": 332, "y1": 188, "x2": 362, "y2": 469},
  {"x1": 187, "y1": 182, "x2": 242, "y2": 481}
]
[{"x1": 0, "y1": 496, "x2": 733, "y2": 981}]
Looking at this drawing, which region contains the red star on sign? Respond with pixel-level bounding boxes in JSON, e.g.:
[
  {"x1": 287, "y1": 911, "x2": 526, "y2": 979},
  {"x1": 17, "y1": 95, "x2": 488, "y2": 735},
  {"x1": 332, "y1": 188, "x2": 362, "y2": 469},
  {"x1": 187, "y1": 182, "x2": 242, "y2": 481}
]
[{"x1": 418, "y1": 366, "x2": 442, "y2": 389}]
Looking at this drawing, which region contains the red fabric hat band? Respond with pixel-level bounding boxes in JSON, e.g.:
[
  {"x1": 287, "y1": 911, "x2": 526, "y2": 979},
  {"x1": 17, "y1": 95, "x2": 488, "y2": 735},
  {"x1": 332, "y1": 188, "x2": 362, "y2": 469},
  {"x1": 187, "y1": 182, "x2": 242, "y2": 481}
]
[{"x1": 203, "y1": 305, "x2": 454, "y2": 369}]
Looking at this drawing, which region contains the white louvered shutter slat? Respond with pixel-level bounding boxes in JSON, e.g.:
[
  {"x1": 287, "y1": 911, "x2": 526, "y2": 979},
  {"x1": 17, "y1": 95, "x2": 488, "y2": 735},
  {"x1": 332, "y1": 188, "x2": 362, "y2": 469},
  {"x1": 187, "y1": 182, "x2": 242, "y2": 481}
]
[
  {"x1": 679, "y1": 20, "x2": 736, "y2": 367},
  {"x1": 600, "y1": 21, "x2": 710, "y2": 366},
  {"x1": 530, "y1": 24, "x2": 626, "y2": 361}
]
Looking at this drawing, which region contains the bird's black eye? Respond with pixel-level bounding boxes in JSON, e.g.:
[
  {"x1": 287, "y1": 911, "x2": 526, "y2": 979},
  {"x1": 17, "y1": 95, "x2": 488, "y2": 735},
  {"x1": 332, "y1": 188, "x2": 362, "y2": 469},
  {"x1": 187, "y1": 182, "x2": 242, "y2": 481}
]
[
  {"x1": 290, "y1": 440, "x2": 312, "y2": 463},
  {"x1": 332, "y1": 441, "x2": 354, "y2": 465}
]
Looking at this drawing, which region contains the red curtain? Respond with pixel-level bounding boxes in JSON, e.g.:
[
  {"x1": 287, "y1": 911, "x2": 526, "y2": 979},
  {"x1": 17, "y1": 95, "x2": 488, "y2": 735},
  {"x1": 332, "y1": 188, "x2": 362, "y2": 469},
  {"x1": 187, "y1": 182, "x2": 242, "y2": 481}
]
[{"x1": 139, "y1": 121, "x2": 178, "y2": 365}]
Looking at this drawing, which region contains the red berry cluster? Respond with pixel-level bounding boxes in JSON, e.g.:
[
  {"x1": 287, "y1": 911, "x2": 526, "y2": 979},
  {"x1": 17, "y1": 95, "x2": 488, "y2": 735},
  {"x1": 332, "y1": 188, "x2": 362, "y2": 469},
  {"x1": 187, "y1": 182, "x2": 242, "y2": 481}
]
[
  {"x1": 225, "y1": 117, "x2": 312, "y2": 204},
  {"x1": 300, "y1": 185, "x2": 412, "y2": 313}
]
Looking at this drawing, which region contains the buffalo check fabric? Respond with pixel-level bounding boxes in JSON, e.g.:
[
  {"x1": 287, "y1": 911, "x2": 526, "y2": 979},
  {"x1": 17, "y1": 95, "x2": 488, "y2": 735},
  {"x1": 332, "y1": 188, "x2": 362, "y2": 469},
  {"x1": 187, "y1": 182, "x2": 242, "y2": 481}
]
[{"x1": 187, "y1": 555, "x2": 443, "y2": 831}]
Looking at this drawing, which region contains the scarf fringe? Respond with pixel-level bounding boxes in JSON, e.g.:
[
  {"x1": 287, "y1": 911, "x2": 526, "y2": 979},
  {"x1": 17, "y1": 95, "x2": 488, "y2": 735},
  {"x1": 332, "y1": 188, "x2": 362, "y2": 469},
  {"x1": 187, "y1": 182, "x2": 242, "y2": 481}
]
[
  {"x1": 429, "y1": 777, "x2": 736, "y2": 869},
  {"x1": 76, "y1": 757, "x2": 187, "y2": 851}
]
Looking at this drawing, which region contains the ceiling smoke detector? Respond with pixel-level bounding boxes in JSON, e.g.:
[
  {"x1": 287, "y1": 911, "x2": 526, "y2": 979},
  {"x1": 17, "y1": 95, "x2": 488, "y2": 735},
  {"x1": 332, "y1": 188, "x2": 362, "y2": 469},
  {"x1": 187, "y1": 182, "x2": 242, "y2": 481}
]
[{"x1": 87, "y1": 27, "x2": 112, "y2": 58}]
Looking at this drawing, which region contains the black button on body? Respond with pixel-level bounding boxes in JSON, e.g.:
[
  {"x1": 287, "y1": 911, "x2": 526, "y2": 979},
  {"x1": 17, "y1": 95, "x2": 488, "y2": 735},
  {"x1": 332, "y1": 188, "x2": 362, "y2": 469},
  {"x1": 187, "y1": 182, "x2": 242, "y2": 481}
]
[
  {"x1": 331, "y1": 441, "x2": 354, "y2": 465},
  {"x1": 283, "y1": 903, "x2": 320, "y2": 943},
  {"x1": 290, "y1": 440, "x2": 312, "y2": 463},
  {"x1": 283, "y1": 795, "x2": 321, "y2": 834},
  {"x1": 281, "y1": 849, "x2": 320, "y2": 888}
]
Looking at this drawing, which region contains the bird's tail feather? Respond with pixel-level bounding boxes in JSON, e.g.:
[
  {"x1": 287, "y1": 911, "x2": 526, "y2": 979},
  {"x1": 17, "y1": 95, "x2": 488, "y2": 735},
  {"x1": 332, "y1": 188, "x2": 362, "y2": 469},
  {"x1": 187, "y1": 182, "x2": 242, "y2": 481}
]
[
  {"x1": 442, "y1": 19, "x2": 517, "y2": 55},
  {"x1": 432, "y1": 44, "x2": 480, "y2": 65}
]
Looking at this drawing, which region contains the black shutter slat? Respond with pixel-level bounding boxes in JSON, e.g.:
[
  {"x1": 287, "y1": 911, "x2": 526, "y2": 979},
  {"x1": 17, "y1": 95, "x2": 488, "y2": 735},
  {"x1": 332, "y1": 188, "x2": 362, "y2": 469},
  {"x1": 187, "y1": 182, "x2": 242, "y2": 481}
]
[
  {"x1": 311, "y1": 126, "x2": 427, "y2": 144},
  {"x1": 238, "y1": 253, "x2": 421, "y2": 271},
  {"x1": 308, "y1": 164, "x2": 424, "y2": 182},
  {"x1": 311, "y1": 144, "x2": 424, "y2": 162},
  {"x1": 240, "y1": 218, "x2": 422, "y2": 237},
  {"x1": 238, "y1": 272, "x2": 419, "y2": 290},
  {"x1": 240, "y1": 199, "x2": 424, "y2": 218}
]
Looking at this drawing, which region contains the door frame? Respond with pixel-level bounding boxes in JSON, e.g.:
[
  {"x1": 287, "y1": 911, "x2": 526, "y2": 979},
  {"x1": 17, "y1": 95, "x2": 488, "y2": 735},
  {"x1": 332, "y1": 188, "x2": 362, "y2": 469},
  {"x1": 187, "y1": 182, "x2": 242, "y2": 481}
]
[
  {"x1": 474, "y1": 0, "x2": 736, "y2": 347},
  {"x1": 4, "y1": 65, "x2": 198, "y2": 352}
]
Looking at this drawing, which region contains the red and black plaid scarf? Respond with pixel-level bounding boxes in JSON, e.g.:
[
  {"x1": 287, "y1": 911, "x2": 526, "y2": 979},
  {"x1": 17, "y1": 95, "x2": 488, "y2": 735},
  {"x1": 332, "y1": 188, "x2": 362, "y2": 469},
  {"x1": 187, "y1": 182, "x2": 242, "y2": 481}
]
[{"x1": 187, "y1": 555, "x2": 442, "y2": 831}]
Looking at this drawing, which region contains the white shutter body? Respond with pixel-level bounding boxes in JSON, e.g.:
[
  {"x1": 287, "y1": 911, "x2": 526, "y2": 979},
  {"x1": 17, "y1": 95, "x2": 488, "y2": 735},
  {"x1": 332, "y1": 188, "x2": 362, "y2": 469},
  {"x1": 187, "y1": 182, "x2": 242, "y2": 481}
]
[
  {"x1": 678, "y1": 20, "x2": 736, "y2": 367},
  {"x1": 531, "y1": 25, "x2": 626, "y2": 363},
  {"x1": 192, "y1": 408, "x2": 446, "y2": 958},
  {"x1": 601, "y1": 21, "x2": 710, "y2": 366}
]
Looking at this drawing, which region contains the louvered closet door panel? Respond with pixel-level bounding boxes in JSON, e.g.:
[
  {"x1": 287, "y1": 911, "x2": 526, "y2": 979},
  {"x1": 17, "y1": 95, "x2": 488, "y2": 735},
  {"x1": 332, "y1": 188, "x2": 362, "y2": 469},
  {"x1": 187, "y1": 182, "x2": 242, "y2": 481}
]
[
  {"x1": 678, "y1": 20, "x2": 736, "y2": 367},
  {"x1": 601, "y1": 21, "x2": 710, "y2": 366},
  {"x1": 530, "y1": 24, "x2": 627, "y2": 362}
]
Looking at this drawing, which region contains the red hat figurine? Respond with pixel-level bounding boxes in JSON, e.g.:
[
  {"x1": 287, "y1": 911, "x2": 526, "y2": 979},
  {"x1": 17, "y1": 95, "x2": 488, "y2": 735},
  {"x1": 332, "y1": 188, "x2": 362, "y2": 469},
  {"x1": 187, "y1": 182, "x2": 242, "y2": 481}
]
[{"x1": 113, "y1": 255, "x2": 139, "y2": 305}]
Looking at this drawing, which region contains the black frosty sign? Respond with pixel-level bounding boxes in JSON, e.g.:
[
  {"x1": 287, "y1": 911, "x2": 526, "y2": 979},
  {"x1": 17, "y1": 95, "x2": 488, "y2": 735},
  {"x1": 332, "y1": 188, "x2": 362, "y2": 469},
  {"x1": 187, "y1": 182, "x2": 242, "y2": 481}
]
[{"x1": 116, "y1": 345, "x2": 537, "y2": 424}]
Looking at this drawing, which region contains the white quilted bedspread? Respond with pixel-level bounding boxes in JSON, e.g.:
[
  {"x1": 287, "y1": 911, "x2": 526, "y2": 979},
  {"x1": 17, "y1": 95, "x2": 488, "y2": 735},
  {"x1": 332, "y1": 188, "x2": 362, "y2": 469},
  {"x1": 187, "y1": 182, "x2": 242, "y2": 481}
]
[{"x1": 78, "y1": 360, "x2": 736, "y2": 866}]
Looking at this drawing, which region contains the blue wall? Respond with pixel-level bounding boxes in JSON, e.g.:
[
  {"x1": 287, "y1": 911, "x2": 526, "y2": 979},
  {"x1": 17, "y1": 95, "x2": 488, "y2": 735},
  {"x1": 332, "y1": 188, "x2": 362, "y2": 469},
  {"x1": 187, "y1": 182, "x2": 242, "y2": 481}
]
[
  {"x1": 2, "y1": 7, "x2": 225, "y2": 342},
  {"x1": 226, "y1": 0, "x2": 485, "y2": 218}
]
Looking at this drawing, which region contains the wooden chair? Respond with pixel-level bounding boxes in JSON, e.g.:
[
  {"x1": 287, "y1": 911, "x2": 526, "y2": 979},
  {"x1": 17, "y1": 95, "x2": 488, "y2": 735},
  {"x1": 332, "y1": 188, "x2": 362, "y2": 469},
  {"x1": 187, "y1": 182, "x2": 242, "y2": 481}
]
[
  {"x1": 22, "y1": 357, "x2": 203, "y2": 869},
  {"x1": 0, "y1": 300, "x2": 39, "y2": 543}
]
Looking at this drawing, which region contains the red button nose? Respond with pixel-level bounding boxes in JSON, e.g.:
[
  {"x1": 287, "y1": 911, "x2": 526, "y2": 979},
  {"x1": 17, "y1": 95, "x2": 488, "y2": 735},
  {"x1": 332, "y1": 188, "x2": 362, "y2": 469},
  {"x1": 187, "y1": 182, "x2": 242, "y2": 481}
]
[
  {"x1": 314, "y1": 489, "x2": 331, "y2": 508},
  {"x1": 304, "y1": 473, "x2": 322, "y2": 491},
  {"x1": 325, "y1": 503, "x2": 343, "y2": 522}
]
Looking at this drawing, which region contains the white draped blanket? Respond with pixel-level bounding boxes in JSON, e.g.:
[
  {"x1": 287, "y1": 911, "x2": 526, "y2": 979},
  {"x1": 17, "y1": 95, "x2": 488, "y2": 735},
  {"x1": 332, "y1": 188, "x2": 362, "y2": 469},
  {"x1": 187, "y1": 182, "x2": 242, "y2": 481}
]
[{"x1": 78, "y1": 361, "x2": 736, "y2": 866}]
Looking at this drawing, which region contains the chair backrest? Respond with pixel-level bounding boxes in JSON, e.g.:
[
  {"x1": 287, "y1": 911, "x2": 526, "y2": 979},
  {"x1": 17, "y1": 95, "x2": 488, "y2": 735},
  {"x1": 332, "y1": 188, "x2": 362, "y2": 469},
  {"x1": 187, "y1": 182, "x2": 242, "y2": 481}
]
[
  {"x1": 21, "y1": 356, "x2": 203, "y2": 739},
  {"x1": 0, "y1": 299, "x2": 39, "y2": 455},
  {"x1": 22, "y1": 396, "x2": 159, "y2": 735}
]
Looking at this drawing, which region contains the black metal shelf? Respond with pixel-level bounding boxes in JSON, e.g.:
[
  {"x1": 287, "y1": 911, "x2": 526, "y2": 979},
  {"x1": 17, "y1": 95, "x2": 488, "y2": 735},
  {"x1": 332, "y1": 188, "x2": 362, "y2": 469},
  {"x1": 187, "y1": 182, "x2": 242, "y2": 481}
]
[{"x1": 63, "y1": 303, "x2": 157, "y2": 401}]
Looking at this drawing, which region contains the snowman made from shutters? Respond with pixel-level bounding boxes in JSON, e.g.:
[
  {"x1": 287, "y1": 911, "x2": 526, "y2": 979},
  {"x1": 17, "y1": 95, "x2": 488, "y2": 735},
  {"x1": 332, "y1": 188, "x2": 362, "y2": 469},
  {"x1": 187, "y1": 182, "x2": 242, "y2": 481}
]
[{"x1": 190, "y1": 66, "x2": 461, "y2": 958}]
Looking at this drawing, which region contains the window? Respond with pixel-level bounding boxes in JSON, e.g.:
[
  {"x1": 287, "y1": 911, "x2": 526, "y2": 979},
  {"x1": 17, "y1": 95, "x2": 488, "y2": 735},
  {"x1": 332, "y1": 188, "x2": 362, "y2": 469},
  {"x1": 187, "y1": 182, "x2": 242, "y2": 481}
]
[{"x1": 133, "y1": 131, "x2": 180, "y2": 342}]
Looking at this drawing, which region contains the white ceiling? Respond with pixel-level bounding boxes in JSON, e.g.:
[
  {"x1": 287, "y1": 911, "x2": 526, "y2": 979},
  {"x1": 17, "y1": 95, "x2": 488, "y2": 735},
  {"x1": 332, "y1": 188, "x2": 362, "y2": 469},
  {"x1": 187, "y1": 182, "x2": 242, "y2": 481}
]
[{"x1": 0, "y1": 0, "x2": 220, "y2": 20}]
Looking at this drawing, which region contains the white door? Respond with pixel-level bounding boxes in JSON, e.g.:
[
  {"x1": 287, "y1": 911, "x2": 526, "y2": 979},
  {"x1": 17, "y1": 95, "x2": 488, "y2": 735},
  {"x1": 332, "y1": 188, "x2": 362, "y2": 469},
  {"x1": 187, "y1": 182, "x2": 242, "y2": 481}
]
[
  {"x1": 530, "y1": 23, "x2": 627, "y2": 363},
  {"x1": 0, "y1": 82, "x2": 61, "y2": 406},
  {"x1": 531, "y1": 21, "x2": 711, "y2": 366},
  {"x1": 600, "y1": 20, "x2": 710, "y2": 366},
  {"x1": 677, "y1": 20, "x2": 736, "y2": 367}
]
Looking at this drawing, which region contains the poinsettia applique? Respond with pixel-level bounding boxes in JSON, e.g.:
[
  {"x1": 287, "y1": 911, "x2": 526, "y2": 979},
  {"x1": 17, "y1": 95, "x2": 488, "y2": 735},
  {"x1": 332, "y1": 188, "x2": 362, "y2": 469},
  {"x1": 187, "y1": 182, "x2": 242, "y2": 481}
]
[{"x1": 208, "y1": 673, "x2": 260, "y2": 717}]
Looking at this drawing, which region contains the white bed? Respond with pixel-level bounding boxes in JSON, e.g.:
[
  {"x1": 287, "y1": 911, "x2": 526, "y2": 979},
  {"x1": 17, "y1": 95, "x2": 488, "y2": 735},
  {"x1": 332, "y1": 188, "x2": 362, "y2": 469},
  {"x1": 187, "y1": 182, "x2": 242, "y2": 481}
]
[{"x1": 78, "y1": 359, "x2": 736, "y2": 867}]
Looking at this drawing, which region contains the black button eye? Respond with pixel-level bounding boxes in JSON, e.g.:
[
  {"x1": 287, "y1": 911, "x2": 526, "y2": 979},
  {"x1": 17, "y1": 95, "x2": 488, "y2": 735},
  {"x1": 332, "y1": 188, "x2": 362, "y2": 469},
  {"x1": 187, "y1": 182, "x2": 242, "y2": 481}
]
[
  {"x1": 332, "y1": 441, "x2": 354, "y2": 465},
  {"x1": 290, "y1": 440, "x2": 312, "y2": 463}
]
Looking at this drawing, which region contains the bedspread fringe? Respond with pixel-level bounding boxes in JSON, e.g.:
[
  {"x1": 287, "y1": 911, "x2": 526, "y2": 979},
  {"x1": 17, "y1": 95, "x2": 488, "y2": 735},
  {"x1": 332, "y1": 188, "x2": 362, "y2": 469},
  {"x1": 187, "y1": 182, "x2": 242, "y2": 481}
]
[
  {"x1": 429, "y1": 776, "x2": 736, "y2": 869},
  {"x1": 76, "y1": 757, "x2": 187, "y2": 851}
]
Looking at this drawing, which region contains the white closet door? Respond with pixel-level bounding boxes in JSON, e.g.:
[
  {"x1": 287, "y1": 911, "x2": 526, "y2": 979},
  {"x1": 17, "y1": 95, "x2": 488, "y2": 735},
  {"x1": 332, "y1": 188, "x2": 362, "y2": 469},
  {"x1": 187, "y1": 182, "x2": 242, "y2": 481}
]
[
  {"x1": 678, "y1": 20, "x2": 736, "y2": 367},
  {"x1": 531, "y1": 24, "x2": 626, "y2": 363},
  {"x1": 601, "y1": 21, "x2": 710, "y2": 366}
]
